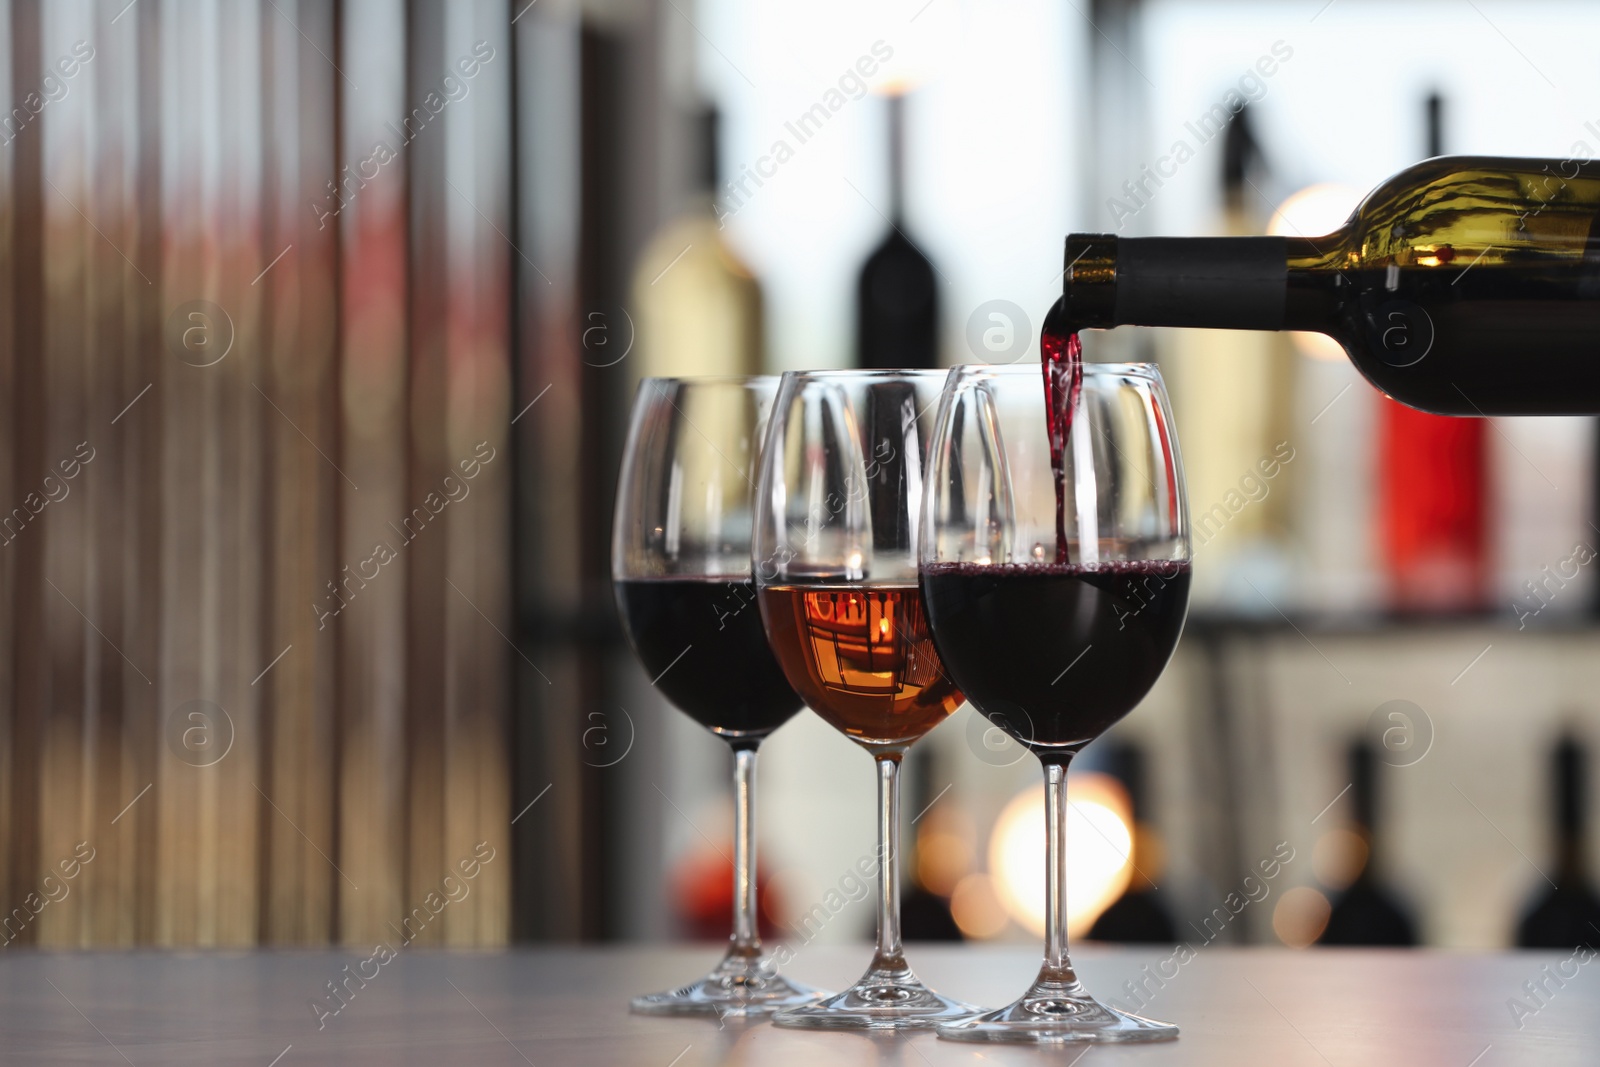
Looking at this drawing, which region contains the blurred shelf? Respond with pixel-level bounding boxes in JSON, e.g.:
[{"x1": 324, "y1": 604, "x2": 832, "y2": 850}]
[{"x1": 1186, "y1": 609, "x2": 1600, "y2": 638}]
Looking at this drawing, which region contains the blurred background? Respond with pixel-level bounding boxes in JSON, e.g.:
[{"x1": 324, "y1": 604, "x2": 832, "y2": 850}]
[{"x1": 5, "y1": 0, "x2": 1600, "y2": 954}]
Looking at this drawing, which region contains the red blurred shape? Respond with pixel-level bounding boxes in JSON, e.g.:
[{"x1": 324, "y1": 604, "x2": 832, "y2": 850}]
[
  {"x1": 1378, "y1": 397, "x2": 1487, "y2": 611},
  {"x1": 669, "y1": 847, "x2": 784, "y2": 941}
]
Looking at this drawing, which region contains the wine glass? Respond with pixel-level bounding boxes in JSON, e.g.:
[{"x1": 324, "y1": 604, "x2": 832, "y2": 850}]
[
  {"x1": 919, "y1": 362, "x2": 1191, "y2": 1044},
  {"x1": 753, "y1": 369, "x2": 977, "y2": 1030},
  {"x1": 613, "y1": 376, "x2": 825, "y2": 1016}
]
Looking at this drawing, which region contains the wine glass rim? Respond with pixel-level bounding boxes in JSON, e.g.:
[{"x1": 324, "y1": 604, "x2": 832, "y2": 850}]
[
  {"x1": 948, "y1": 361, "x2": 1162, "y2": 378},
  {"x1": 638, "y1": 374, "x2": 780, "y2": 386},
  {"x1": 778, "y1": 368, "x2": 951, "y2": 381}
]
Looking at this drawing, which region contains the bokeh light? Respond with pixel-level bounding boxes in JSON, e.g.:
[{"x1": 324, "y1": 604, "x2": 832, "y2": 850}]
[
  {"x1": 988, "y1": 772, "x2": 1134, "y2": 938},
  {"x1": 1273, "y1": 886, "x2": 1333, "y2": 948},
  {"x1": 916, "y1": 804, "x2": 977, "y2": 898},
  {"x1": 950, "y1": 873, "x2": 1010, "y2": 939}
]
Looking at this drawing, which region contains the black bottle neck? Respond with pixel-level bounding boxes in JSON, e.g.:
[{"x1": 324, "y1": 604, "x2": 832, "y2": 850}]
[
  {"x1": 1063, "y1": 232, "x2": 1344, "y2": 335},
  {"x1": 1554, "y1": 737, "x2": 1592, "y2": 886}
]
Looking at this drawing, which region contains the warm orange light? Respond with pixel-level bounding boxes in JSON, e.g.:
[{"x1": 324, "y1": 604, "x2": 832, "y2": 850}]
[
  {"x1": 950, "y1": 873, "x2": 1009, "y2": 939},
  {"x1": 1129, "y1": 823, "x2": 1167, "y2": 889},
  {"x1": 988, "y1": 772, "x2": 1133, "y2": 938},
  {"x1": 1272, "y1": 886, "x2": 1332, "y2": 948},
  {"x1": 1412, "y1": 245, "x2": 1455, "y2": 268},
  {"x1": 1290, "y1": 332, "x2": 1347, "y2": 362},
  {"x1": 916, "y1": 805, "x2": 976, "y2": 898},
  {"x1": 873, "y1": 78, "x2": 917, "y2": 98}
]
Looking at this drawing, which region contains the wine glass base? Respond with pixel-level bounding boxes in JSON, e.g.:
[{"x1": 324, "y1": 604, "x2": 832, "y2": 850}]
[
  {"x1": 630, "y1": 950, "x2": 827, "y2": 1018},
  {"x1": 936, "y1": 985, "x2": 1177, "y2": 1045},
  {"x1": 772, "y1": 962, "x2": 979, "y2": 1031}
]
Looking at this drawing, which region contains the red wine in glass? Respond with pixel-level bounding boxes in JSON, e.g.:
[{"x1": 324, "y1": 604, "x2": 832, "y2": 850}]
[
  {"x1": 920, "y1": 560, "x2": 1190, "y2": 756},
  {"x1": 614, "y1": 577, "x2": 804, "y2": 743},
  {"x1": 612, "y1": 375, "x2": 825, "y2": 1017},
  {"x1": 921, "y1": 360, "x2": 1189, "y2": 1044}
]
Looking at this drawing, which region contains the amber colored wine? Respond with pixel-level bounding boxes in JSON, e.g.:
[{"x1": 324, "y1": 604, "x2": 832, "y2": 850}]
[
  {"x1": 1061, "y1": 156, "x2": 1600, "y2": 415},
  {"x1": 758, "y1": 584, "x2": 963, "y2": 750}
]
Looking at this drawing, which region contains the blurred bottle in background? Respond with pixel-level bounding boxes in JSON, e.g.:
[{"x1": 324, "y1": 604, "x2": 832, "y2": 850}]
[
  {"x1": 856, "y1": 90, "x2": 940, "y2": 371},
  {"x1": 1089, "y1": 741, "x2": 1176, "y2": 943},
  {"x1": 669, "y1": 796, "x2": 787, "y2": 940},
  {"x1": 632, "y1": 107, "x2": 768, "y2": 946},
  {"x1": 1377, "y1": 92, "x2": 1488, "y2": 613},
  {"x1": 632, "y1": 105, "x2": 765, "y2": 378},
  {"x1": 1319, "y1": 740, "x2": 1417, "y2": 945},
  {"x1": 1593, "y1": 440, "x2": 1600, "y2": 617},
  {"x1": 1517, "y1": 733, "x2": 1600, "y2": 947},
  {"x1": 1278, "y1": 178, "x2": 1378, "y2": 615},
  {"x1": 901, "y1": 745, "x2": 964, "y2": 941},
  {"x1": 1163, "y1": 105, "x2": 1296, "y2": 611}
]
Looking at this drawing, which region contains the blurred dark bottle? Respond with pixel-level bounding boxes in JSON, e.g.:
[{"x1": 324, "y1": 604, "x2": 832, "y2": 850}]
[
  {"x1": 1089, "y1": 741, "x2": 1176, "y2": 943},
  {"x1": 1517, "y1": 734, "x2": 1600, "y2": 947},
  {"x1": 856, "y1": 91, "x2": 939, "y2": 370},
  {"x1": 632, "y1": 105, "x2": 764, "y2": 378},
  {"x1": 1593, "y1": 426, "x2": 1600, "y2": 617},
  {"x1": 1320, "y1": 740, "x2": 1417, "y2": 945},
  {"x1": 1377, "y1": 92, "x2": 1488, "y2": 613},
  {"x1": 900, "y1": 745, "x2": 963, "y2": 941}
]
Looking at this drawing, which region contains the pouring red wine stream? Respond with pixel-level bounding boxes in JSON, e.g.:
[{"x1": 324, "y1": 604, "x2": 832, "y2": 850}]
[{"x1": 1040, "y1": 296, "x2": 1081, "y2": 565}]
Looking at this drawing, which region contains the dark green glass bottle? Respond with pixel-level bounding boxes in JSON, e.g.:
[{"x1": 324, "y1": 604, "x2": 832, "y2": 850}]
[{"x1": 1061, "y1": 156, "x2": 1600, "y2": 415}]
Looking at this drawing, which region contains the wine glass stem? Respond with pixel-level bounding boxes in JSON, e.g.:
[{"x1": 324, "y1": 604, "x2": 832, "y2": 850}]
[
  {"x1": 1042, "y1": 757, "x2": 1079, "y2": 984},
  {"x1": 872, "y1": 753, "x2": 905, "y2": 971},
  {"x1": 730, "y1": 744, "x2": 761, "y2": 957}
]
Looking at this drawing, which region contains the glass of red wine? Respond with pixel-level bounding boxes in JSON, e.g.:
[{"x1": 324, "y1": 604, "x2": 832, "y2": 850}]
[
  {"x1": 613, "y1": 376, "x2": 826, "y2": 1017},
  {"x1": 920, "y1": 361, "x2": 1191, "y2": 1045},
  {"x1": 753, "y1": 369, "x2": 977, "y2": 1031}
]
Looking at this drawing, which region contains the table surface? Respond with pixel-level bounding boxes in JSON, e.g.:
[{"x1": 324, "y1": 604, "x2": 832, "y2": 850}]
[{"x1": 2, "y1": 944, "x2": 1592, "y2": 1064}]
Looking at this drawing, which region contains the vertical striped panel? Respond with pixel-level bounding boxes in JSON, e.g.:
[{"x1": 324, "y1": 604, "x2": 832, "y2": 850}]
[
  {"x1": 0, "y1": 0, "x2": 16, "y2": 941},
  {"x1": 40, "y1": 0, "x2": 91, "y2": 948},
  {"x1": 258, "y1": 0, "x2": 340, "y2": 945},
  {"x1": 336, "y1": 0, "x2": 409, "y2": 946},
  {"x1": 0, "y1": 0, "x2": 540, "y2": 949},
  {"x1": 7, "y1": 0, "x2": 48, "y2": 947},
  {"x1": 511, "y1": 0, "x2": 584, "y2": 942}
]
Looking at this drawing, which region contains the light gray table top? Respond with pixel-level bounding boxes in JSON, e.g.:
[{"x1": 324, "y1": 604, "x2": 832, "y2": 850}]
[{"x1": 2, "y1": 944, "x2": 1590, "y2": 1064}]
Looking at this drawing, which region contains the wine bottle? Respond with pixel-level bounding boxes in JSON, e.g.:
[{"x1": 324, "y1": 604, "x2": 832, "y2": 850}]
[
  {"x1": 1377, "y1": 93, "x2": 1488, "y2": 611},
  {"x1": 1059, "y1": 156, "x2": 1600, "y2": 415},
  {"x1": 856, "y1": 91, "x2": 939, "y2": 370},
  {"x1": 1319, "y1": 740, "x2": 1417, "y2": 946},
  {"x1": 631, "y1": 105, "x2": 764, "y2": 378},
  {"x1": 1516, "y1": 734, "x2": 1600, "y2": 947},
  {"x1": 900, "y1": 745, "x2": 964, "y2": 942}
]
